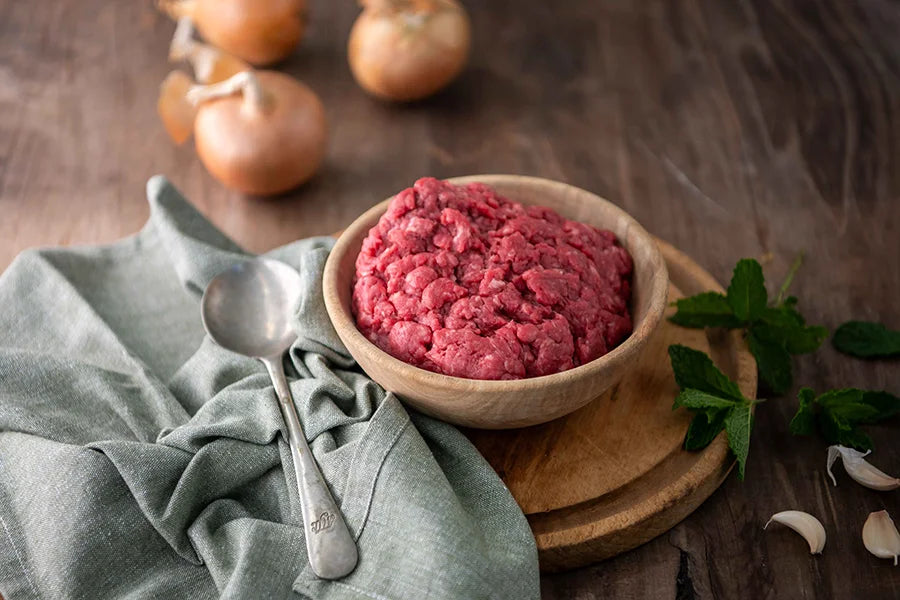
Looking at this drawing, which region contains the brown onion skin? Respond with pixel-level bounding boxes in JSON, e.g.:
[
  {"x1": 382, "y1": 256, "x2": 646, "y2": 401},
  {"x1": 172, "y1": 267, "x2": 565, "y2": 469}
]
[
  {"x1": 193, "y1": 71, "x2": 327, "y2": 196},
  {"x1": 348, "y1": 0, "x2": 471, "y2": 102},
  {"x1": 192, "y1": 0, "x2": 306, "y2": 66}
]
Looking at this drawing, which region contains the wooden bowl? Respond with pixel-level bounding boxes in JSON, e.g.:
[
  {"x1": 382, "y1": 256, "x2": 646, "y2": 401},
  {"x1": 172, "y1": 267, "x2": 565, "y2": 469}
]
[{"x1": 322, "y1": 175, "x2": 669, "y2": 429}]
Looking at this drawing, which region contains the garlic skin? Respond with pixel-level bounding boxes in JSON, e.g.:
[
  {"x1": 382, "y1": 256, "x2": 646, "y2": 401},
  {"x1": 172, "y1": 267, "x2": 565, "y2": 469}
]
[
  {"x1": 862, "y1": 510, "x2": 900, "y2": 565},
  {"x1": 827, "y1": 445, "x2": 900, "y2": 491},
  {"x1": 764, "y1": 511, "x2": 827, "y2": 554}
]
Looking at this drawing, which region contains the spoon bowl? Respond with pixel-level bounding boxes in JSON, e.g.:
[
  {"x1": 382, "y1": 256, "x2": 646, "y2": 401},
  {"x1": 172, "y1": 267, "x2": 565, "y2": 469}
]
[{"x1": 201, "y1": 258, "x2": 304, "y2": 359}]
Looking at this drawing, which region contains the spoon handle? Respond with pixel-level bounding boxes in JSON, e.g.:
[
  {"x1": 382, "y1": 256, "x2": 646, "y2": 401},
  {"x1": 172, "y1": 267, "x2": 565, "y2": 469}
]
[{"x1": 264, "y1": 357, "x2": 359, "y2": 580}]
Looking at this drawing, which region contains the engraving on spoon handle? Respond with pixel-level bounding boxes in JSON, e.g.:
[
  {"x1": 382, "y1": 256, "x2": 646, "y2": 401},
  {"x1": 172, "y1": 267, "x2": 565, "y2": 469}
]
[{"x1": 265, "y1": 357, "x2": 359, "y2": 580}]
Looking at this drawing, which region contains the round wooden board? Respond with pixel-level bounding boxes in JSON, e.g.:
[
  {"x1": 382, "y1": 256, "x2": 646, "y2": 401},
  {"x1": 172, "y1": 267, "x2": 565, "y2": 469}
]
[{"x1": 464, "y1": 239, "x2": 757, "y2": 572}]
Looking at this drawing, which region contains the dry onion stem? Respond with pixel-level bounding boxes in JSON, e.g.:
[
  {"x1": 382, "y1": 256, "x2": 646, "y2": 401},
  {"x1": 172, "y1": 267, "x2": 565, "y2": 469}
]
[
  {"x1": 186, "y1": 70, "x2": 271, "y2": 116},
  {"x1": 168, "y1": 17, "x2": 248, "y2": 84}
]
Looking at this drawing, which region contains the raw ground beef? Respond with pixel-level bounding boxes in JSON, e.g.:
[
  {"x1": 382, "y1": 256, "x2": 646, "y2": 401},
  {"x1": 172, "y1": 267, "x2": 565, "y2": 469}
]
[{"x1": 352, "y1": 178, "x2": 633, "y2": 380}]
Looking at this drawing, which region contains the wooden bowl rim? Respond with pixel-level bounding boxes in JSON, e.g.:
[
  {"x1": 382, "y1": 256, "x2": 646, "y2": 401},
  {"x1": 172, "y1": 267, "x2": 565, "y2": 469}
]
[{"x1": 323, "y1": 174, "x2": 669, "y2": 392}]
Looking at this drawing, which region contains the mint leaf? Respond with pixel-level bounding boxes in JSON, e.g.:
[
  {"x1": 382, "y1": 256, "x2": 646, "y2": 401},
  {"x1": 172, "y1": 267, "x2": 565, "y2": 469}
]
[
  {"x1": 674, "y1": 388, "x2": 741, "y2": 411},
  {"x1": 669, "y1": 292, "x2": 743, "y2": 328},
  {"x1": 684, "y1": 410, "x2": 728, "y2": 450},
  {"x1": 820, "y1": 413, "x2": 874, "y2": 451},
  {"x1": 669, "y1": 344, "x2": 757, "y2": 480},
  {"x1": 819, "y1": 389, "x2": 881, "y2": 423},
  {"x1": 833, "y1": 428, "x2": 874, "y2": 452},
  {"x1": 747, "y1": 330, "x2": 793, "y2": 394},
  {"x1": 757, "y1": 307, "x2": 828, "y2": 354},
  {"x1": 833, "y1": 321, "x2": 900, "y2": 358},
  {"x1": 788, "y1": 387, "x2": 898, "y2": 452},
  {"x1": 817, "y1": 388, "x2": 866, "y2": 410},
  {"x1": 668, "y1": 345, "x2": 744, "y2": 402},
  {"x1": 785, "y1": 325, "x2": 829, "y2": 355},
  {"x1": 668, "y1": 257, "x2": 825, "y2": 399},
  {"x1": 760, "y1": 305, "x2": 804, "y2": 328},
  {"x1": 725, "y1": 403, "x2": 753, "y2": 479},
  {"x1": 727, "y1": 259, "x2": 767, "y2": 322},
  {"x1": 859, "y1": 391, "x2": 900, "y2": 422},
  {"x1": 828, "y1": 400, "x2": 882, "y2": 424},
  {"x1": 789, "y1": 388, "x2": 816, "y2": 435}
]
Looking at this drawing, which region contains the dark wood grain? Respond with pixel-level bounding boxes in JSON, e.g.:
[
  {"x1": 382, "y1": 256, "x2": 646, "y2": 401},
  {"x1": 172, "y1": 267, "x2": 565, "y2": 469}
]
[{"x1": 1, "y1": 0, "x2": 898, "y2": 598}]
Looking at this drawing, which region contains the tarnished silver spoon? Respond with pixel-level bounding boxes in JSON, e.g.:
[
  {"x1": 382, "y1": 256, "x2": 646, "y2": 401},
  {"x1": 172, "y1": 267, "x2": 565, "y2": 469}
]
[{"x1": 201, "y1": 257, "x2": 358, "y2": 579}]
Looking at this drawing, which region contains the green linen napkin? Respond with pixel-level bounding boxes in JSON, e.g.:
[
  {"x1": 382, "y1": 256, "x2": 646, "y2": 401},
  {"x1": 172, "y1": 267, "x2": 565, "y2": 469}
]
[{"x1": 0, "y1": 177, "x2": 539, "y2": 600}]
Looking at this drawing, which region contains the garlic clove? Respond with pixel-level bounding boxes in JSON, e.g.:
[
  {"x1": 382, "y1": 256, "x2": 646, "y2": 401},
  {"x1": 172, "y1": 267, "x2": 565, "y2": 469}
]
[
  {"x1": 863, "y1": 510, "x2": 900, "y2": 565},
  {"x1": 764, "y1": 510, "x2": 826, "y2": 554},
  {"x1": 827, "y1": 445, "x2": 900, "y2": 491}
]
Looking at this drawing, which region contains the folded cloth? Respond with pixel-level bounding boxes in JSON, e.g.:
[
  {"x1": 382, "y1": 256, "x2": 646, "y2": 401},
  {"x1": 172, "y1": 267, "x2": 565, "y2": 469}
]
[{"x1": 0, "y1": 177, "x2": 539, "y2": 600}]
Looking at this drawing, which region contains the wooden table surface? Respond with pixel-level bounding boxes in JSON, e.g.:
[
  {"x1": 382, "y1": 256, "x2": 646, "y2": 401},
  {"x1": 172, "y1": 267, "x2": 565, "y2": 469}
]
[{"x1": 2, "y1": 0, "x2": 899, "y2": 598}]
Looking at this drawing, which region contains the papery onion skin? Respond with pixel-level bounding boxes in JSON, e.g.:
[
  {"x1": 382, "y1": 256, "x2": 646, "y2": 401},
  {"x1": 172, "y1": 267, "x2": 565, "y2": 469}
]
[
  {"x1": 348, "y1": 0, "x2": 471, "y2": 102},
  {"x1": 193, "y1": 71, "x2": 327, "y2": 196},
  {"x1": 158, "y1": 70, "x2": 197, "y2": 144},
  {"x1": 190, "y1": 0, "x2": 307, "y2": 66}
]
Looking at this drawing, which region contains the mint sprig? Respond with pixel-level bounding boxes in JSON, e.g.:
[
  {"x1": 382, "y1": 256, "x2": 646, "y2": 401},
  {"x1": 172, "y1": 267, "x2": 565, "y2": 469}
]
[
  {"x1": 832, "y1": 321, "x2": 900, "y2": 358},
  {"x1": 789, "y1": 387, "x2": 900, "y2": 451},
  {"x1": 670, "y1": 257, "x2": 827, "y2": 395},
  {"x1": 669, "y1": 344, "x2": 759, "y2": 479}
]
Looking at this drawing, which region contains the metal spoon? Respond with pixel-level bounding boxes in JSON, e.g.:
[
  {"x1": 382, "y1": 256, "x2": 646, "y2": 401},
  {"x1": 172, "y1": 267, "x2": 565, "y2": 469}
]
[{"x1": 201, "y1": 257, "x2": 358, "y2": 580}]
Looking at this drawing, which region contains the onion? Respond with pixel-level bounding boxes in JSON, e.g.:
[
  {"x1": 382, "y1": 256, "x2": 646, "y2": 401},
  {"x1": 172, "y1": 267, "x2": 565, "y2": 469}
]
[
  {"x1": 161, "y1": 0, "x2": 307, "y2": 66},
  {"x1": 348, "y1": 0, "x2": 470, "y2": 102},
  {"x1": 186, "y1": 70, "x2": 327, "y2": 196},
  {"x1": 158, "y1": 19, "x2": 250, "y2": 144}
]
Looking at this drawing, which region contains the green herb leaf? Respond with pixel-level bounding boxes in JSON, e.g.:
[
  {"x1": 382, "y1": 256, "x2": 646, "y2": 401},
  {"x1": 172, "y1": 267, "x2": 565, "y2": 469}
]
[
  {"x1": 816, "y1": 388, "x2": 865, "y2": 409},
  {"x1": 668, "y1": 345, "x2": 744, "y2": 402},
  {"x1": 760, "y1": 305, "x2": 804, "y2": 328},
  {"x1": 833, "y1": 321, "x2": 900, "y2": 358},
  {"x1": 747, "y1": 330, "x2": 793, "y2": 394},
  {"x1": 787, "y1": 325, "x2": 829, "y2": 354},
  {"x1": 757, "y1": 307, "x2": 828, "y2": 354},
  {"x1": 833, "y1": 428, "x2": 874, "y2": 452},
  {"x1": 725, "y1": 403, "x2": 753, "y2": 479},
  {"x1": 669, "y1": 292, "x2": 743, "y2": 328},
  {"x1": 669, "y1": 345, "x2": 757, "y2": 480},
  {"x1": 674, "y1": 388, "x2": 741, "y2": 411},
  {"x1": 684, "y1": 409, "x2": 729, "y2": 450},
  {"x1": 859, "y1": 391, "x2": 900, "y2": 422},
  {"x1": 789, "y1": 388, "x2": 817, "y2": 435},
  {"x1": 828, "y1": 400, "x2": 882, "y2": 424},
  {"x1": 668, "y1": 257, "x2": 825, "y2": 399},
  {"x1": 820, "y1": 413, "x2": 874, "y2": 451},
  {"x1": 727, "y1": 259, "x2": 767, "y2": 322},
  {"x1": 788, "y1": 387, "x2": 899, "y2": 452}
]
